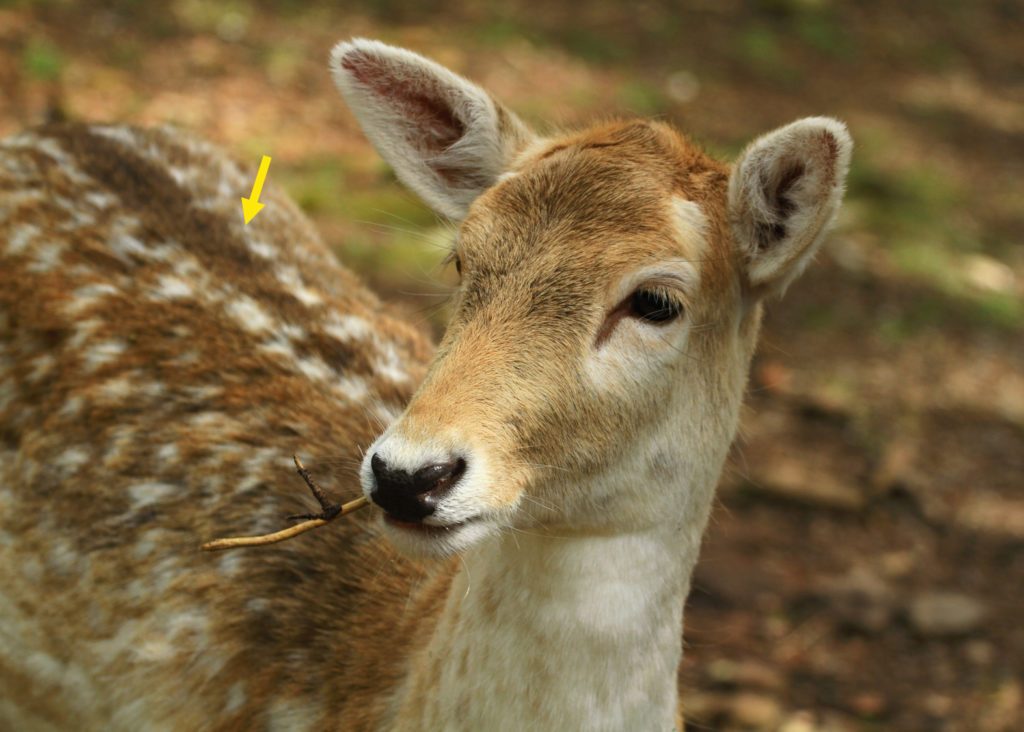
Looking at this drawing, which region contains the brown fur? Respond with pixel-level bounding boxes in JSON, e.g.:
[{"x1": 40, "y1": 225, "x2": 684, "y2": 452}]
[
  {"x1": 0, "y1": 124, "x2": 445, "y2": 729},
  {"x1": 396, "y1": 120, "x2": 741, "y2": 522}
]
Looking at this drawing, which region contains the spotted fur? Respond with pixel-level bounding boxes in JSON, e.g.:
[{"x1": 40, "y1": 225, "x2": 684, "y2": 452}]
[
  {"x1": 0, "y1": 123, "x2": 437, "y2": 730},
  {"x1": 0, "y1": 39, "x2": 851, "y2": 731}
]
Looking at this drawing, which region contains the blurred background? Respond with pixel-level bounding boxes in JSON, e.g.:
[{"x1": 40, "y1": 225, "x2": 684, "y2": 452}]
[{"x1": 2, "y1": 1, "x2": 1021, "y2": 729}]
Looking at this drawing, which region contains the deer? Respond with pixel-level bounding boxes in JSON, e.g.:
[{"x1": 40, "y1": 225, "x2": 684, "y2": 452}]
[{"x1": 0, "y1": 38, "x2": 851, "y2": 731}]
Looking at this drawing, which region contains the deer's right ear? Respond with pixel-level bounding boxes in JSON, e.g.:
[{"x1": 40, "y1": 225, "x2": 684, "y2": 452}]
[
  {"x1": 729, "y1": 117, "x2": 852, "y2": 298},
  {"x1": 331, "y1": 39, "x2": 536, "y2": 220}
]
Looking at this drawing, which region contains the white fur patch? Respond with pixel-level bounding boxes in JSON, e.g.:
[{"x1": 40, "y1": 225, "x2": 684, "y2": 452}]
[
  {"x1": 154, "y1": 274, "x2": 194, "y2": 299},
  {"x1": 276, "y1": 265, "x2": 323, "y2": 307},
  {"x1": 83, "y1": 339, "x2": 128, "y2": 372},
  {"x1": 296, "y1": 356, "x2": 335, "y2": 383},
  {"x1": 247, "y1": 238, "x2": 278, "y2": 260},
  {"x1": 6, "y1": 223, "x2": 40, "y2": 255},
  {"x1": 27, "y1": 353, "x2": 56, "y2": 383},
  {"x1": 334, "y1": 374, "x2": 369, "y2": 402},
  {"x1": 66, "y1": 283, "x2": 121, "y2": 315},
  {"x1": 156, "y1": 443, "x2": 180, "y2": 465},
  {"x1": 129, "y1": 481, "x2": 177, "y2": 509},
  {"x1": 324, "y1": 314, "x2": 373, "y2": 342},
  {"x1": 267, "y1": 698, "x2": 320, "y2": 732},
  {"x1": 224, "y1": 682, "x2": 247, "y2": 714},
  {"x1": 226, "y1": 296, "x2": 275, "y2": 333},
  {"x1": 56, "y1": 446, "x2": 90, "y2": 477},
  {"x1": 671, "y1": 197, "x2": 708, "y2": 249},
  {"x1": 26, "y1": 242, "x2": 64, "y2": 273},
  {"x1": 373, "y1": 342, "x2": 409, "y2": 383}
]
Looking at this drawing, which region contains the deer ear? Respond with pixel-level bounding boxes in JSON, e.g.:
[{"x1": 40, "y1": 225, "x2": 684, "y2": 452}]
[
  {"x1": 331, "y1": 39, "x2": 536, "y2": 220},
  {"x1": 729, "y1": 117, "x2": 852, "y2": 297}
]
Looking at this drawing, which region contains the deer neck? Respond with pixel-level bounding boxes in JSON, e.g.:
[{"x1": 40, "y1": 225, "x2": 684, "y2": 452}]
[{"x1": 392, "y1": 522, "x2": 697, "y2": 731}]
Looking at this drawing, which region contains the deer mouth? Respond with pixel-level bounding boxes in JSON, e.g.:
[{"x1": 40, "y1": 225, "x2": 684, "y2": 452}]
[
  {"x1": 379, "y1": 509, "x2": 497, "y2": 557},
  {"x1": 382, "y1": 512, "x2": 479, "y2": 534}
]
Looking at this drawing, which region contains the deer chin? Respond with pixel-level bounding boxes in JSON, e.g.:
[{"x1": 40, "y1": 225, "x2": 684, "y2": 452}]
[{"x1": 379, "y1": 510, "x2": 500, "y2": 558}]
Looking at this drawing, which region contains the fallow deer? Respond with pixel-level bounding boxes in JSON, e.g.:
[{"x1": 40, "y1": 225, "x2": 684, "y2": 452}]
[{"x1": 0, "y1": 38, "x2": 851, "y2": 730}]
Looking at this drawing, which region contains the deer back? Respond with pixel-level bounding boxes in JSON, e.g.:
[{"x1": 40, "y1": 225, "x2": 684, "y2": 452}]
[{"x1": 0, "y1": 124, "x2": 444, "y2": 730}]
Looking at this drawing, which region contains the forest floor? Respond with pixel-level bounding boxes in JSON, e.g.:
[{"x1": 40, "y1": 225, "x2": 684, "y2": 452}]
[{"x1": 2, "y1": 1, "x2": 1022, "y2": 729}]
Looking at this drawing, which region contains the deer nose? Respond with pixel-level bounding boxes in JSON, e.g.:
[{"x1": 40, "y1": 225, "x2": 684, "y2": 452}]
[{"x1": 369, "y1": 453, "x2": 467, "y2": 523}]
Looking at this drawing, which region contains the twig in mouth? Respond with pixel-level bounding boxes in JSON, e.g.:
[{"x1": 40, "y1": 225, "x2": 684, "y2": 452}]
[{"x1": 200, "y1": 455, "x2": 370, "y2": 552}]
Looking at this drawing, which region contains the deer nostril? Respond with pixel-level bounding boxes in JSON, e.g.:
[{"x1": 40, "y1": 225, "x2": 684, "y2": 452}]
[
  {"x1": 369, "y1": 453, "x2": 467, "y2": 523},
  {"x1": 370, "y1": 452, "x2": 388, "y2": 480},
  {"x1": 413, "y1": 458, "x2": 466, "y2": 497}
]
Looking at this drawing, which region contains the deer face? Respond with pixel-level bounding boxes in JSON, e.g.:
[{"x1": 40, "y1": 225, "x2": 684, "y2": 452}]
[{"x1": 332, "y1": 40, "x2": 851, "y2": 557}]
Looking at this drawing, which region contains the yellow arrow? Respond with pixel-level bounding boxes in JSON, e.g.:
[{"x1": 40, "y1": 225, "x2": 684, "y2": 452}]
[{"x1": 241, "y1": 154, "x2": 272, "y2": 224}]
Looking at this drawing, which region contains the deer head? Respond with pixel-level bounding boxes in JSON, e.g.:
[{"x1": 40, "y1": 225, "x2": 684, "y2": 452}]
[{"x1": 331, "y1": 39, "x2": 851, "y2": 557}]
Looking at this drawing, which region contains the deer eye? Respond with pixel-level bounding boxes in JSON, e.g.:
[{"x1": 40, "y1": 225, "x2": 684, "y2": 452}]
[
  {"x1": 628, "y1": 289, "x2": 683, "y2": 323},
  {"x1": 444, "y1": 251, "x2": 463, "y2": 278}
]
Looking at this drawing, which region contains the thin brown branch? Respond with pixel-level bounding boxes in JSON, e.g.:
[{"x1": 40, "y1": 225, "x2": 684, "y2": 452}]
[{"x1": 200, "y1": 455, "x2": 371, "y2": 552}]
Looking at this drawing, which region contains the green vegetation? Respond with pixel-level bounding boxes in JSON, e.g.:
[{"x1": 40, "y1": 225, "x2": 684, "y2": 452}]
[{"x1": 22, "y1": 37, "x2": 63, "y2": 82}]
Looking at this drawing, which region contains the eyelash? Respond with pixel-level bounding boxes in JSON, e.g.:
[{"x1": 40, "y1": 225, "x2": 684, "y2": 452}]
[
  {"x1": 627, "y1": 288, "x2": 684, "y2": 323},
  {"x1": 444, "y1": 252, "x2": 462, "y2": 276}
]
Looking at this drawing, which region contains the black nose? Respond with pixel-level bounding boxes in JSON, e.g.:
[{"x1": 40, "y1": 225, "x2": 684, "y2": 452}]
[{"x1": 370, "y1": 453, "x2": 467, "y2": 523}]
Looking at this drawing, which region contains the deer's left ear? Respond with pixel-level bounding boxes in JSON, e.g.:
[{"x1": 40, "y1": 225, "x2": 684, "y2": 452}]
[
  {"x1": 330, "y1": 39, "x2": 536, "y2": 220},
  {"x1": 729, "y1": 117, "x2": 852, "y2": 297}
]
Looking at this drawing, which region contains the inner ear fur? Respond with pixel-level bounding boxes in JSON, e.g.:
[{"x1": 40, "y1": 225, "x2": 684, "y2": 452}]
[
  {"x1": 729, "y1": 117, "x2": 852, "y2": 297},
  {"x1": 331, "y1": 38, "x2": 535, "y2": 220}
]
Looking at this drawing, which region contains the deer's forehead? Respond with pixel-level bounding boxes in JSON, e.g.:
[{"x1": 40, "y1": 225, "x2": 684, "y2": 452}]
[
  {"x1": 462, "y1": 122, "x2": 727, "y2": 271},
  {"x1": 459, "y1": 186, "x2": 712, "y2": 305}
]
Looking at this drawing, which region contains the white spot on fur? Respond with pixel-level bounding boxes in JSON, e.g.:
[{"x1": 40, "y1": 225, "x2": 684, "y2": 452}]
[
  {"x1": 132, "y1": 538, "x2": 156, "y2": 561},
  {"x1": 276, "y1": 265, "x2": 323, "y2": 307},
  {"x1": 129, "y1": 481, "x2": 177, "y2": 508},
  {"x1": 172, "y1": 350, "x2": 201, "y2": 367},
  {"x1": 188, "y1": 411, "x2": 232, "y2": 431},
  {"x1": 6, "y1": 223, "x2": 40, "y2": 255},
  {"x1": 325, "y1": 314, "x2": 373, "y2": 342},
  {"x1": 98, "y1": 375, "x2": 133, "y2": 401},
  {"x1": 47, "y1": 538, "x2": 83, "y2": 575},
  {"x1": 268, "y1": 698, "x2": 320, "y2": 732},
  {"x1": 373, "y1": 342, "x2": 409, "y2": 383},
  {"x1": 259, "y1": 335, "x2": 297, "y2": 361},
  {"x1": 154, "y1": 274, "x2": 194, "y2": 299},
  {"x1": 59, "y1": 395, "x2": 85, "y2": 418},
  {"x1": 83, "y1": 340, "x2": 127, "y2": 372},
  {"x1": 335, "y1": 375, "x2": 369, "y2": 401},
  {"x1": 219, "y1": 552, "x2": 243, "y2": 578},
  {"x1": 30, "y1": 137, "x2": 93, "y2": 186},
  {"x1": 246, "y1": 597, "x2": 270, "y2": 614},
  {"x1": 89, "y1": 125, "x2": 138, "y2": 147},
  {"x1": 183, "y1": 384, "x2": 222, "y2": 401},
  {"x1": 157, "y1": 443, "x2": 180, "y2": 465},
  {"x1": 67, "y1": 317, "x2": 103, "y2": 350},
  {"x1": 225, "y1": 682, "x2": 247, "y2": 714},
  {"x1": 66, "y1": 283, "x2": 120, "y2": 315},
  {"x1": 296, "y1": 356, "x2": 335, "y2": 383},
  {"x1": 27, "y1": 353, "x2": 56, "y2": 383},
  {"x1": 248, "y1": 238, "x2": 277, "y2": 260},
  {"x1": 227, "y1": 296, "x2": 274, "y2": 333},
  {"x1": 56, "y1": 446, "x2": 90, "y2": 476},
  {"x1": 84, "y1": 190, "x2": 118, "y2": 209},
  {"x1": 110, "y1": 233, "x2": 150, "y2": 261},
  {"x1": 26, "y1": 241, "x2": 64, "y2": 273}
]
